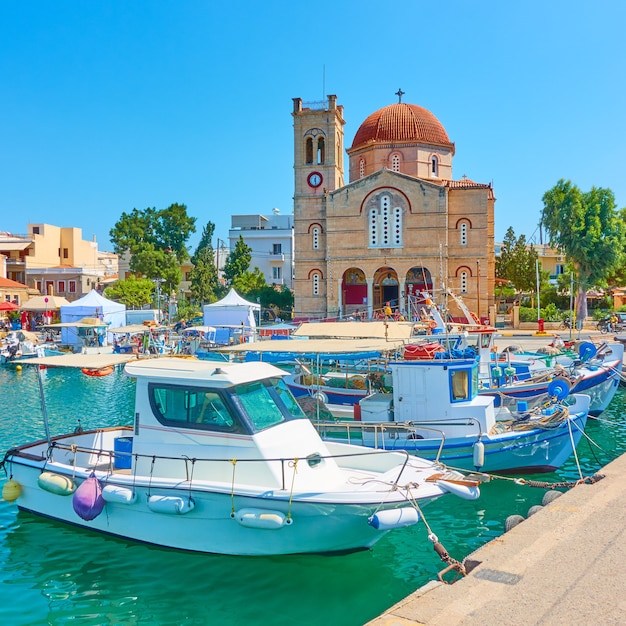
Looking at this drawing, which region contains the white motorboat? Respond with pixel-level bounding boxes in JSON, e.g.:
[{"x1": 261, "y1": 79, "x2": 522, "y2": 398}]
[{"x1": 1, "y1": 356, "x2": 479, "y2": 556}]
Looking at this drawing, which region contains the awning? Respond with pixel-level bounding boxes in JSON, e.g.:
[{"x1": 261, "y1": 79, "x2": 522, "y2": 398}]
[
  {"x1": 22, "y1": 353, "x2": 138, "y2": 369},
  {"x1": 292, "y1": 321, "x2": 416, "y2": 341}
]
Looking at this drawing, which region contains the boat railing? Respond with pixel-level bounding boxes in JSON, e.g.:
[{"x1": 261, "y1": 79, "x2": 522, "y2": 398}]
[{"x1": 39, "y1": 439, "x2": 421, "y2": 491}]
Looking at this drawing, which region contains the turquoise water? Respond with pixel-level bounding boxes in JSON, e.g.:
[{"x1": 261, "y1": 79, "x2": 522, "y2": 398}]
[{"x1": 0, "y1": 365, "x2": 624, "y2": 625}]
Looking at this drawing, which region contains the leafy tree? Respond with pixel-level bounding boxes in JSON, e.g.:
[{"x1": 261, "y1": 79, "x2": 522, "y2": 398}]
[
  {"x1": 104, "y1": 275, "x2": 154, "y2": 308},
  {"x1": 246, "y1": 284, "x2": 294, "y2": 320},
  {"x1": 222, "y1": 235, "x2": 251, "y2": 284},
  {"x1": 232, "y1": 267, "x2": 266, "y2": 296},
  {"x1": 541, "y1": 180, "x2": 626, "y2": 325},
  {"x1": 109, "y1": 203, "x2": 196, "y2": 290},
  {"x1": 189, "y1": 222, "x2": 220, "y2": 304},
  {"x1": 496, "y1": 227, "x2": 539, "y2": 293}
]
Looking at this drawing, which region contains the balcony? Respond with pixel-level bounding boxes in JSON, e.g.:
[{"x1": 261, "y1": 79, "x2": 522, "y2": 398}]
[{"x1": 268, "y1": 251, "x2": 285, "y2": 263}]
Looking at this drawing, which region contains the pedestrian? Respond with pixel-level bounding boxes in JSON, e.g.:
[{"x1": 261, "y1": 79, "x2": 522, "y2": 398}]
[{"x1": 384, "y1": 302, "x2": 392, "y2": 320}]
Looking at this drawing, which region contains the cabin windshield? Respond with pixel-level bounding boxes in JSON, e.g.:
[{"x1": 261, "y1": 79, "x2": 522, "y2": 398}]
[
  {"x1": 149, "y1": 383, "x2": 245, "y2": 433},
  {"x1": 229, "y1": 376, "x2": 307, "y2": 433}
]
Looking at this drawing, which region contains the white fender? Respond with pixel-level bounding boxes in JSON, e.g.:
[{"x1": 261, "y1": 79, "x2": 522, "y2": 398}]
[
  {"x1": 234, "y1": 508, "x2": 289, "y2": 530},
  {"x1": 368, "y1": 507, "x2": 419, "y2": 530},
  {"x1": 437, "y1": 480, "x2": 481, "y2": 501},
  {"x1": 147, "y1": 495, "x2": 195, "y2": 514},
  {"x1": 102, "y1": 485, "x2": 136, "y2": 504}
]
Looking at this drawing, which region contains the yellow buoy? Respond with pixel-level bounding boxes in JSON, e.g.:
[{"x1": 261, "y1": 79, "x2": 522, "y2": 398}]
[
  {"x1": 2, "y1": 478, "x2": 22, "y2": 502},
  {"x1": 15, "y1": 365, "x2": 22, "y2": 372}
]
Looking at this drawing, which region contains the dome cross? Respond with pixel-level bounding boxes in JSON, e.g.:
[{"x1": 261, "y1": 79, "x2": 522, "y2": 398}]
[{"x1": 395, "y1": 88, "x2": 405, "y2": 103}]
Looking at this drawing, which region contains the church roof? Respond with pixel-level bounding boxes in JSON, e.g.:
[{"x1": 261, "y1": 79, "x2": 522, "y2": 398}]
[{"x1": 350, "y1": 103, "x2": 453, "y2": 150}]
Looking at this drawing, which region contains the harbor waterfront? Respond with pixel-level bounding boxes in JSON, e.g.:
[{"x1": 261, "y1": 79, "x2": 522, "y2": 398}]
[{"x1": 0, "y1": 338, "x2": 625, "y2": 625}]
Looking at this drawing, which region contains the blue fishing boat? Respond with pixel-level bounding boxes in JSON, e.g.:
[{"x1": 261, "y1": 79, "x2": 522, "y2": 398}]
[{"x1": 314, "y1": 356, "x2": 590, "y2": 474}]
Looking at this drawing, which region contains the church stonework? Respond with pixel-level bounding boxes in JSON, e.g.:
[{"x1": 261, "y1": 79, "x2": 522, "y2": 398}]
[{"x1": 292, "y1": 94, "x2": 495, "y2": 321}]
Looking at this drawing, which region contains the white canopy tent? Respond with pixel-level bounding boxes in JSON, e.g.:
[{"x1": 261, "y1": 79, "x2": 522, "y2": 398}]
[
  {"x1": 59, "y1": 290, "x2": 126, "y2": 345},
  {"x1": 202, "y1": 289, "x2": 260, "y2": 344}
]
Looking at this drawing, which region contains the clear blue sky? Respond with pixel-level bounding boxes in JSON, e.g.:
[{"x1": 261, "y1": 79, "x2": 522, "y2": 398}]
[{"x1": 2, "y1": 1, "x2": 625, "y2": 252}]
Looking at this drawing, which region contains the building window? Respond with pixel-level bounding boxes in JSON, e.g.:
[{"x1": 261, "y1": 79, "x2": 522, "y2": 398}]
[
  {"x1": 58, "y1": 280, "x2": 66, "y2": 293},
  {"x1": 36, "y1": 280, "x2": 42, "y2": 292},
  {"x1": 460, "y1": 271, "x2": 468, "y2": 294},
  {"x1": 317, "y1": 137, "x2": 325, "y2": 164},
  {"x1": 272, "y1": 267, "x2": 282, "y2": 281},
  {"x1": 431, "y1": 156, "x2": 439, "y2": 177},
  {"x1": 312, "y1": 273, "x2": 320, "y2": 296},
  {"x1": 305, "y1": 137, "x2": 313, "y2": 164},
  {"x1": 460, "y1": 223, "x2": 468, "y2": 246},
  {"x1": 69, "y1": 281, "x2": 76, "y2": 293},
  {"x1": 391, "y1": 154, "x2": 400, "y2": 172},
  {"x1": 33, "y1": 226, "x2": 40, "y2": 234},
  {"x1": 369, "y1": 194, "x2": 402, "y2": 247},
  {"x1": 359, "y1": 159, "x2": 365, "y2": 178},
  {"x1": 272, "y1": 243, "x2": 282, "y2": 255},
  {"x1": 312, "y1": 227, "x2": 320, "y2": 250},
  {"x1": 63, "y1": 248, "x2": 69, "y2": 259}
]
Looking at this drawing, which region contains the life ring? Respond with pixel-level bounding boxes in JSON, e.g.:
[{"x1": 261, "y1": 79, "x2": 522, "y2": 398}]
[
  {"x1": 81, "y1": 366, "x2": 114, "y2": 377},
  {"x1": 428, "y1": 320, "x2": 437, "y2": 330}
]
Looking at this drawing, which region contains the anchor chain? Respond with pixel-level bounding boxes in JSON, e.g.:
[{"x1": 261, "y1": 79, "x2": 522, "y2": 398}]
[
  {"x1": 518, "y1": 473, "x2": 605, "y2": 490},
  {"x1": 429, "y1": 533, "x2": 467, "y2": 583}
]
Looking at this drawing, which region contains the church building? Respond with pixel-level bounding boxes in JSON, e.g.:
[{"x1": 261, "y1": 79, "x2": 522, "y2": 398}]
[{"x1": 292, "y1": 93, "x2": 495, "y2": 322}]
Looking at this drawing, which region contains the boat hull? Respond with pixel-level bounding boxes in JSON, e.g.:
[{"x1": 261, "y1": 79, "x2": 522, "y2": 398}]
[{"x1": 6, "y1": 434, "x2": 452, "y2": 556}]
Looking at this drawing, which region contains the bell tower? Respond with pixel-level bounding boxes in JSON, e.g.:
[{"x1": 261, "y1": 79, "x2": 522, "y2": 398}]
[{"x1": 292, "y1": 95, "x2": 345, "y2": 319}]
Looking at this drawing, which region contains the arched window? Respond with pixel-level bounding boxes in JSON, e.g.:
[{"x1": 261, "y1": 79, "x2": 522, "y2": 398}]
[
  {"x1": 460, "y1": 271, "x2": 468, "y2": 294},
  {"x1": 312, "y1": 226, "x2": 320, "y2": 250},
  {"x1": 359, "y1": 159, "x2": 365, "y2": 178},
  {"x1": 369, "y1": 194, "x2": 402, "y2": 247},
  {"x1": 431, "y1": 155, "x2": 439, "y2": 177},
  {"x1": 305, "y1": 138, "x2": 313, "y2": 165},
  {"x1": 460, "y1": 222, "x2": 468, "y2": 246},
  {"x1": 391, "y1": 154, "x2": 400, "y2": 172},
  {"x1": 312, "y1": 272, "x2": 321, "y2": 296},
  {"x1": 317, "y1": 138, "x2": 325, "y2": 164}
]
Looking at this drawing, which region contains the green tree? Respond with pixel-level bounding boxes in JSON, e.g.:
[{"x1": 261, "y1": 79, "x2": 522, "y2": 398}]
[
  {"x1": 109, "y1": 203, "x2": 196, "y2": 291},
  {"x1": 541, "y1": 179, "x2": 626, "y2": 324},
  {"x1": 232, "y1": 267, "x2": 267, "y2": 295},
  {"x1": 189, "y1": 222, "x2": 220, "y2": 304},
  {"x1": 104, "y1": 275, "x2": 154, "y2": 308},
  {"x1": 496, "y1": 227, "x2": 539, "y2": 293},
  {"x1": 222, "y1": 235, "x2": 251, "y2": 284}
]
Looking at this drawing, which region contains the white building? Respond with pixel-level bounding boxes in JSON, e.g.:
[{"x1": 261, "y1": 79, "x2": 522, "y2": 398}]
[{"x1": 228, "y1": 209, "x2": 294, "y2": 289}]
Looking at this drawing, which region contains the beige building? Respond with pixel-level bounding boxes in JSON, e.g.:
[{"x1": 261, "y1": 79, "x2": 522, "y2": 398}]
[
  {"x1": 0, "y1": 224, "x2": 118, "y2": 301},
  {"x1": 292, "y1": 94, "x2": 495, "y2": 321}
]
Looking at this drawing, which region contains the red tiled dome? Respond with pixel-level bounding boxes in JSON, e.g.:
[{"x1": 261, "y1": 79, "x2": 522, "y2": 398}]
[{"x1": 351, "y1": 103, "x2": 452, "y2": 150}]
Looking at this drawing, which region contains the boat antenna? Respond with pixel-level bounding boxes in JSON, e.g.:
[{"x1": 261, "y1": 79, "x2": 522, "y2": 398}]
[{"x1": 35, "y1": 366, "x2": 52, "y2": 445}]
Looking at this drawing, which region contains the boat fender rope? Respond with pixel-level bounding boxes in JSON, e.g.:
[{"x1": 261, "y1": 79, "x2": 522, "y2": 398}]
[
  {"x1": 229, "y1": 458, "x2": 238, "y2": 517},
  {"x1": 286, "y1": 458, "x2": 299, "y2": 522}
]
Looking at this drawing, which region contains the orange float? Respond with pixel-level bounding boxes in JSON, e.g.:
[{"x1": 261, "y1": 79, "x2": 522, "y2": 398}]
[{"x1": 81, "y1": 366, "x2": 114, "y2": 377}]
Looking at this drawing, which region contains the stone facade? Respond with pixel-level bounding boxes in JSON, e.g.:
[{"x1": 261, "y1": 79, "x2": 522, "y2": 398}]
[{"x1": 292, "y1": 95, "x2": 495, "y2": 321}]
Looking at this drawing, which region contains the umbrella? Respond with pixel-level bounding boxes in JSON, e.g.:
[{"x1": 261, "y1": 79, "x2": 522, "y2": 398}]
[
  {"x1": 0, "y1": 301, "x2": 19, "y2": 311},
  {"x1": 21, "y1": 295, "x2": 70, "y2": 311}
]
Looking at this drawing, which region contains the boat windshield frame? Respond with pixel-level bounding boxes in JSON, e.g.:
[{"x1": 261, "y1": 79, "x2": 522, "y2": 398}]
[{"x1": 147, "y1": 376, "x2": 307, "y2": 435}]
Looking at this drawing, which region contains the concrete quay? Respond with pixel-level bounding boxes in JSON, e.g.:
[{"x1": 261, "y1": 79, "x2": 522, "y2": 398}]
[
  {"x1": 367, "y1": 452, "x2": 626, "y2": 626},
  {"x1": 368, "y1": 329, "x2": 626, "y2": 626}
]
